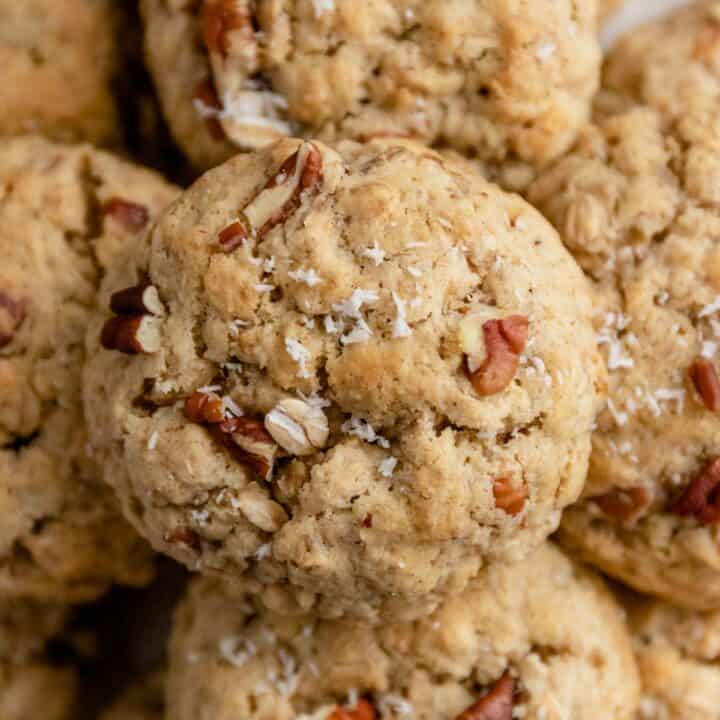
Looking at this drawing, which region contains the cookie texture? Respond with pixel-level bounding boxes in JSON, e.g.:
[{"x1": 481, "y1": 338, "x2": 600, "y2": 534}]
[
  {"x1": 529, "y1": 98, "x2": 720, "y2": 608},
  {"x1": 0, "y1": 0, "x2": 120, "y2": 144},
  {"x1": 0, "y1": 136, "x2": 179, "y2": 602},
  {"x1": 629, "y1": 597, "x2": 720, "y2": 720},
  {"x1": 167, "y1": 544, "x2": 639, "y2": 720},
  {"x1": 85, "y1": 137, "x2": 600, "y2": 620},
  {"x1": 100, "y1": 674, "x2": 165, "y2": 720},
  {"x1": 0, "y1": 599, "x2": 76, "y2": 720},
  {"x1": 141, "y1": 0, "x2": 602, "y2": 173}
]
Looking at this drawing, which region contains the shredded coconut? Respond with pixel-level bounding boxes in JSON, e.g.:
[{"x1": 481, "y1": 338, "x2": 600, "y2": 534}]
[
  {"x1": 406, "y1": 266, "x2": 422, "y2": 278},
  {"x1": 229, "y1": 319, "x2": 249, "y2": 336},
  {"x1": 702, "y1": 340, "x2": 718, "y2": 358},
  {"x1": 147, "y1": 431, "x2": 159, "y2": 450},
  {"x1": 392, "y1": 292, "x2": 412, "y2": 338},
  {"x1": 341, "y1": 318, "x2": 373, "y2": 345},
  {"x1": 255, "y1": 283, "x2": 275, "y2": 293},
  {"x1": 255, "y1": 543, "x2": 272, "y2": 560},
  {"x1": 197, "y1": 385, "x2": 222, "y2": 395},
  {"x1": 700, "y1": 296, "x2": 720, "y2": 318},
  {"x1": 289, "y1": 267, "x2": 322, "y2": 286},
  {"x1": 222, "y1": 396, "x2": 244, "y2": 417},
  {"x1": 606, "y1": 398, "x2": 628, "y2": 427},
  {"x1": 312, "y1": 0, "x2": 335, "y2": 16},
  {"x1": 195, "y1": 89, "x2": 294, "y2": 135},
  {"x1": 362, "y1": 241, "x2": 386, "y2": 266},
  {"x1": 379, "y1": 456, "x2": 398, "y2": 478},
  {"x1": 342, "y1": 415, "x2": 390, "y2": 448},
  {"x1": 323, "y1": 315, "x2": 340, "y2": 334},
  {"x1": 378, "y1": 695, "x2": 414, "y2": 716},
  {"x1": 218, "y1": 636, "x2": 257, "y2": 668},
  {"x1": 285, "y1": 337, "x2": 311, "y2": 378},
  {"x1": 536, "y1": 40, "x2": 557, "y2": 61}
]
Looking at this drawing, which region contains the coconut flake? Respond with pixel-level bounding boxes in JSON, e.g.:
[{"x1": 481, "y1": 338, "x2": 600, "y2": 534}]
[
  {"x1": 392, "y1": 292, "x2": 412, "y2": 338},
  {"x1": 362, "y1": 241, "x2": 386, "y2": 266},
  {"x1": 379, "y1": 456, "x2": 398, "y2": 477},
  {"x1": 536, "y1": 40, "x2": 557, "y2": 61},
  {"x1": 342, "y1": 415, "x2": 390, "y2": 448},
  {"x1": 606, "y1": 398, "x2": 628, "y2": 426},
  {"x1": 289, "y1": 267, "x2": 322, "y2": 286},
  {"x1": 218, "y1": 636, "x2": 257, "y2": 668},
  {"x1": 312, "y1": 0, "x2": 334, "y2": 16},
  {"x1": 255, "y1": 283, "x2": 275, "y2": 293},
  {"x1": 700, "y1": 296, "x2": 720, "y2": 318},
  {"x1": 285, "y1": 337, "x2": 311, "y2": 378},
  {"x1": 147, "y1": 431, "x2": 159, "y2": 450}
]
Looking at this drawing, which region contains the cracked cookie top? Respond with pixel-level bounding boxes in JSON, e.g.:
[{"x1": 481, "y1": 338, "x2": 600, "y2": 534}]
[
  {"x1": 628, "y1": 596, "x2": 720, "y2": 720},
  {"x1": 0, "y1": 599, "x2": 76, "y2": 720},
  {"x1": 140, "y1": 0, "x2": 602, "y2": 173},
  {"x1": 166, "y1": 544, "x2": 639, "y2": 720},
  {"x1": 529, "y1": 95, "x2": 720, "y2": 607},
  {"x1": 0, "y1": 136, "x2": 178, "y2": 602},
  {"x1": 0, "y1": 0, "x2": 120, "y2": 144},
  {"x1": 85, "y1": 137, "x2": 600, "y2": 620}
]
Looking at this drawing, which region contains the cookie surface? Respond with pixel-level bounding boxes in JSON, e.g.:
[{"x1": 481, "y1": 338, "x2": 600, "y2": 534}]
[
  {"x1": 100, "y1": 674, "x2": 165, "y2": 720},
  {"x1": 141, "y1": 0, "x2": 601, "y2": 173},
  {"x1": 0, "y1": 136, "x2": 178, "y2": 602},
  {"x1": 0, "y1": 0, "x2": 120, "y2": 144},
  {"x1": 529, "y1": 98, "x2": 720, "y2": 608},
  {"x1": 629, "y1": 596, "x2": 720, "y2": 720},
  {"x1": 167, "y1": 543, "x2": 639, "y2": 720},
  {"x1": 0, "y1": 599, "x2": 76, "y2": 720},
  {"x1": 85, "y1": 137, "x2": 600, "y2": 620}
]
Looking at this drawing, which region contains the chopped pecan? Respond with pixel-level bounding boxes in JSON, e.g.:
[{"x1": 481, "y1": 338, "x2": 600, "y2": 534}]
[
  {"x1": 194, "y1": 79, "x2": 226, "y2": 141},
  {"x1": 593, "y1": 486, "x2": 651, "y2": 524},
  {"x1": 671, "y1": 458, "x2": 720, "y2": 524},
  {"x1": 0, "y1": 292, "x2": 26, "y2": 348},
  {"x1": 166, "y1": 527, "x2": 202, "y2": 552},
  {"x1": 362, "y1": 513, "x2": 373, "y2": 528},
  {"x1": 202, "y1": 0, "x2": 250, "y2": 56},
  {"x1": 218, "y1": 221, "x2": 248, "y2": 253},
  {"x1": 184, "y1": 391, "x2": 226, "y2": 424},
  {"x1": 468, "y1": 316, "x2": 529, "y2": 396},
  {"x1": 100, "y1": 315, "x2": 162, "y2": 354},
  {"x1": 455, "y1": 672, "x2": 515, "y2": 720},
  {"x1": 110, "y1": 283, "x2": 165, "y2": 317},
  {"x1": 103, "y1": 197, "x2": 150, "y2": 232},
  {"x1": 200, "y1": 416, "x2": 277, "y2": 481},
  {"x1": 328, "y1": 699, "x2": 377, "y2": 720},
  {"x1": 690, "y1": 357, "x2": 720, "y2": 413},
  {"x1": 492, "y1": 477, "x2": 526, "y2": 516}
]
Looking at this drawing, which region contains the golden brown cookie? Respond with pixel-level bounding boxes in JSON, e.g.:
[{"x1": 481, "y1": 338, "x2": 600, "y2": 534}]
[
  {"x1": 141, "y1": 0, "x2": 602, "y2": 174},
  {"x1": 0, "y1": 136, "x2": 179, "y2": 602},
  {"x1": 0, "y1": 0, "x2": 120, "y2": 144},
  {"x1": 167, "y1": 544, "x2": 640, "y2": 720},
  {"x1": 85, "y1": 137, "x2": 601, "y2": 620}
]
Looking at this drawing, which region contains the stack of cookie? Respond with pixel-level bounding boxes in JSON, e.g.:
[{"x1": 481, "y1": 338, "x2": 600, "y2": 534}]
[{"x1": 1, "y1": 1, "x2": 718, "y2": 719}]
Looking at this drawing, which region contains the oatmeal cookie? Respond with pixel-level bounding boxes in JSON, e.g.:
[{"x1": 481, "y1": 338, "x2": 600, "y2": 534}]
[
  {"x1": 85, "y1": 137, "x2": 600, "y2": 620},
  {"x1": 141, "y1": 0, "x2": 602, "y2": 173},
  {"x1": 166, "y1": 544, "x2": 639, "y2": 720},
  {"x1": 101, "y1": 674, "x2": 165, "y2": 720},
  {"x1": 0, "y1": 0, "x2": 120, "y2": 144},
  {"x1": 0, "y1": 136, "x2": 178, "y2": 602}
]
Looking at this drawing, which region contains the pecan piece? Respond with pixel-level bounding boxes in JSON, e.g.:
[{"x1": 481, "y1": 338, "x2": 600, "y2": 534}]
[
  {"x1": 100, "y1": 315, "x2": 162, "y2": 354},
  {"x1": 264, "y1": 398, "x2": 329, "y2": 456},
  {"x1": 166, "y1": 527, "x2": 202, "y2": 552},
  {"x1": 671, "y1": 458, "x2": 720, "y2": 524},
  {"x1": 202, "y1": 0, "x2": 250, "y2": 57},
  {"x1": 246, "y1": 142, "x2": 323, "y2": 239},
  {"x1": 468, "y1": 316, "x2": 529, "y2": 396},
  {"x1": 184, "y1": 391, "x2": 226, "y2": 424},
  {"x1": 455, "y1": 672, "x2": 515, "y2": 720},
  {"x1": 103, "y1": 197, "x2": 150, "y2": 232},
  {"x1": 328, "y1": 699, "x2": 377, "y2": 720},
  {"x1": 206, "y1": 417, "x2": 277, "y2": 481},
  {"x1": 218, "y1": 221, "x2": 248, "y2": 253},
  {"x1": 0, "y1": 292, "x2": 26, "y2": 348},
  {"x1": 492, "y1": 477, "x2": 526, "y2": 516},
  {"x1": 110, "y1": 283, "x2": 165, "y2": 317},
  {"x1": 690, "y1": 357, "x2": 720, "y2": 413},
  {"x1": 593, "y1": 486, "x2": 651, "y2": 524}
]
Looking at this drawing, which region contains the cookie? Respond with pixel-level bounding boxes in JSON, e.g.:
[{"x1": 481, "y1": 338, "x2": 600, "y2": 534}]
[
  {"x1": 628, "y1": 596, "x2": 720, "y2": 720},
  {"x1": 100, "y1": 674, "x2": 165, "y2": 720},
  {"x1": 0, "y1": 599, "x2": 76, "y2": 720},
  {"x1": 141, "y1": 0, "x2": 602, "y2": 173},
  {"x1": 601, "y1": 1, "x2": 720, "y2": 123},
  {"x1": 600, "y1": 0, "x2": 623, "y2": 21},
  {"x1": 167, "y1": 543, "x2": 639, "y2": 720},
  {"x1": 84, "y1": 137, "x2": 601, "y2": 620},
  {"x1": 529, "y1": 100, "x2": 720, "y2": 608},
  {"x1": 0, "y1": 0, "x2": 120, "y2": 145},
  {"x1": 0, "y1": 136, "x2": 179, "y2": 602}
]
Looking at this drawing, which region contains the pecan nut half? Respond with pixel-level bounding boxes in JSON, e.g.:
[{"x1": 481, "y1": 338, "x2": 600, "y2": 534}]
[
  {"x1": 0, "y1": 292, "x2": 27, "y2": 348},
  {"x1": 202, "y1": 0, "x2": 251, "y2": 57},
  {"x1": 455, "y1": 672, "x2": 515, "y2": 720},
  {"x1": 110, "y1": 283, "x2": 166, "y2": 317},
  {"x1": 593, "y1": 486, "x2": 651, "y2": 524},
  {"x1": 492, "y1": 477, "x2": 526, "y2": 516},
  {"x1": 671, "y1": 458, "x2": 720, "y2": 524},
  {"x1": 467, "y1": 316, "x2": 529, "y2": 396},
  {"x1": 103, "y1": 197, "x2": 150, "y2": 232},
  {"x1": 184, "y1": 391, "x2": 226, "y2": 425},
  {"x1": 690, "y1": 357, "x2": 720, "y2": 413},
  {"x1": 100, "y1": 314, "x2": 162, "y2": 354}
]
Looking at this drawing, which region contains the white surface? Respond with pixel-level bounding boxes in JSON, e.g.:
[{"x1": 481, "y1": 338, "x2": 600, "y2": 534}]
[{"x1": 602, "y1": 0, "x2": 690, "y2": 48}]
